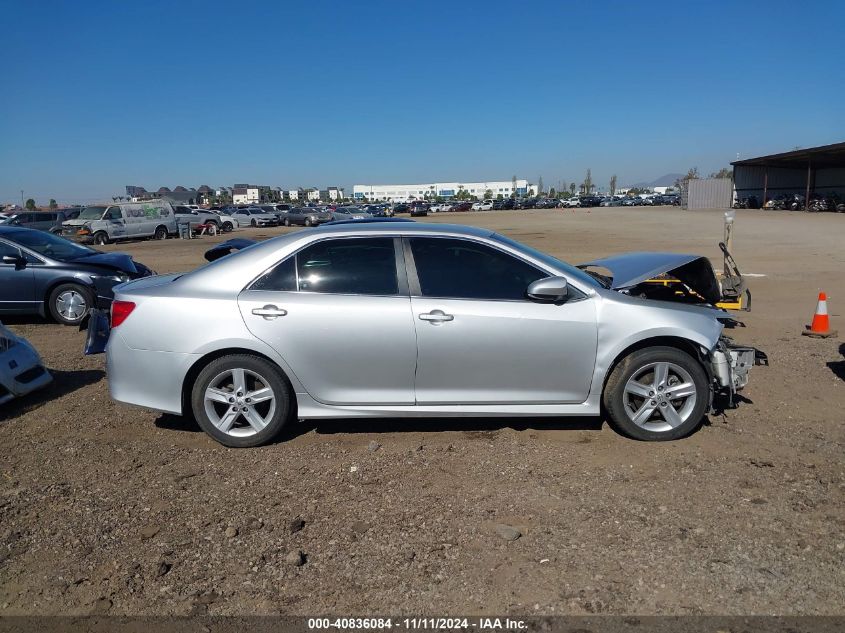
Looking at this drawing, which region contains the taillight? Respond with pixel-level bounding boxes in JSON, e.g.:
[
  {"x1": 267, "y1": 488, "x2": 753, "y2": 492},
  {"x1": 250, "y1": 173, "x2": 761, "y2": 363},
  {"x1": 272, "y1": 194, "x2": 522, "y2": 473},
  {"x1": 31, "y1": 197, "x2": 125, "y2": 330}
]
[{"x1": 111, "y1": 301, "x2": 136, "y2": 328}]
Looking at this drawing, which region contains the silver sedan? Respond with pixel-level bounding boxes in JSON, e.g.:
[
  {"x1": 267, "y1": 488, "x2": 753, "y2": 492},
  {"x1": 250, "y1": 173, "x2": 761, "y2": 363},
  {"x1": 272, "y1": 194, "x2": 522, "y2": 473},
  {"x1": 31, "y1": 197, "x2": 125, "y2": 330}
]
[{"x1": 103, "y1": 222, "x2": 764, "y2": 447}]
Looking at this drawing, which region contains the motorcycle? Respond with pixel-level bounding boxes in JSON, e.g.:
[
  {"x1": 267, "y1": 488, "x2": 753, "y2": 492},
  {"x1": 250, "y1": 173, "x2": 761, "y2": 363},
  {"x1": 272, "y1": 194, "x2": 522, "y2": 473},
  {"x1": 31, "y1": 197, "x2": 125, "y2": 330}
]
[{"x1": 733, "y1": 195, "x2": 760, "y2": 209}]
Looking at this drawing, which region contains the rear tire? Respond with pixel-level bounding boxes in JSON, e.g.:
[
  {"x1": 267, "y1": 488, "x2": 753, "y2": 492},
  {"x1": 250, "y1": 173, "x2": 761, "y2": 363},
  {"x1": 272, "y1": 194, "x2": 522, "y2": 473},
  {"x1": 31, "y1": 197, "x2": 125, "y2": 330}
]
[
  {"x1": 603, "y1": 346, "x2": 709, "y2": 441},
  {"x1": 191, "y1": 354, "x2": 293, "y2": 448},
  {"x1": 48, "y1": 283, "x2": 93, "y2": 326},
  {"x1": 284, "y1": 218, "x2": 290, "y2": 227},
  {"x1": 154, "y1": 225, "x2": 168, "y2": 240}
]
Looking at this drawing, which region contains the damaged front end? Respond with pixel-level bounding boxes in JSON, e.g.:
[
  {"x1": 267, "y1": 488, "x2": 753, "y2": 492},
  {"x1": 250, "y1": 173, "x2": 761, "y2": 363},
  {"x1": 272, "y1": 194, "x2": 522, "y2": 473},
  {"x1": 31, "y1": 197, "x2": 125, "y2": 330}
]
[
  {"x1": 0, "y1": 323, "x2": 53, "y2": 405},
  {"x1": 710, "y1": 335, "x2": 769, "y2": 410},
  {"x1": 579, "y1": 249, "x2": 767, "y2": 411},
  {"x1": 579, "y1": 242, "x2": 751, "y2": 311}
]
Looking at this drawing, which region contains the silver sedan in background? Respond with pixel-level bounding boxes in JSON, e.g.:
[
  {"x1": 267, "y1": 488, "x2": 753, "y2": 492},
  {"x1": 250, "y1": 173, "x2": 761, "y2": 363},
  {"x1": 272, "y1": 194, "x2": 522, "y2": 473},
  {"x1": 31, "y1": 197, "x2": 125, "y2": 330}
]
[{"x1": 102, "y1": 222, "x2": 764, "y2": 447}]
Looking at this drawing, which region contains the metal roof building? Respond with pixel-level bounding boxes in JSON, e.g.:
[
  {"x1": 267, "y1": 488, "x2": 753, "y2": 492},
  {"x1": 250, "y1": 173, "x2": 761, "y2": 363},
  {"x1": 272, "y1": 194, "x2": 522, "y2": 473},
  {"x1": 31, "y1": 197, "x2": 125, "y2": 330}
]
[{"x1": 731, "y1": 141, "x2": 845, "y2": 210}]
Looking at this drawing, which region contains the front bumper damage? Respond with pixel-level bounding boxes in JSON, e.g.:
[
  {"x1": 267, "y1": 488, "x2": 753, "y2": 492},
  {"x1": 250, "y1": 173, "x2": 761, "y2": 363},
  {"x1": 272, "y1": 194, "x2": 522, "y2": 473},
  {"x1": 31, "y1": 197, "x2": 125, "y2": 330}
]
[
  {"x1": 709, "y1": 335, "x2": 768, "y2": 410},
  {"x1": 0, "y1": 336, "x2": 53, "y2": 405}
]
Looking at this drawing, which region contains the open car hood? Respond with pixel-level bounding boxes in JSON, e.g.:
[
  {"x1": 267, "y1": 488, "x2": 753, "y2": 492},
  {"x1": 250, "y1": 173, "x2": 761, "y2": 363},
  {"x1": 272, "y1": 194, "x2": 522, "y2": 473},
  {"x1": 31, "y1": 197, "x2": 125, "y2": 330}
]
[
  {"x1": 81, "y1": 252, "x2": 138, "y2": 274},
  {"x1": 578, "y1": 252, "x2": 721, "y2": 304},
  {"x1": 204, "y1": 238, "x2": 259, "y2": 262}
]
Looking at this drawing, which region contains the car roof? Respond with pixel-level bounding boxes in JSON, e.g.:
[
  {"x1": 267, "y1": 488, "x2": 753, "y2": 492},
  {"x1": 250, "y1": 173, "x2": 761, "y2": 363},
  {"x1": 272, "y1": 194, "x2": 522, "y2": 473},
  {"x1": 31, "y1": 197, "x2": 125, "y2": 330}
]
[{"x1": 310, "y1": 221, "x2": 493, "y2": 239}]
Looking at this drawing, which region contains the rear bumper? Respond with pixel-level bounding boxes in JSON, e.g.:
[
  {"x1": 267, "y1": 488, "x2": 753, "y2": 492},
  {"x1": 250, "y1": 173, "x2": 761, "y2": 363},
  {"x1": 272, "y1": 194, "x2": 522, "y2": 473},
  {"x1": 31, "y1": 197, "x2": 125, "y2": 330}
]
[{"x1": 106, "y1": 331, "x2": 199, "y2": 415}]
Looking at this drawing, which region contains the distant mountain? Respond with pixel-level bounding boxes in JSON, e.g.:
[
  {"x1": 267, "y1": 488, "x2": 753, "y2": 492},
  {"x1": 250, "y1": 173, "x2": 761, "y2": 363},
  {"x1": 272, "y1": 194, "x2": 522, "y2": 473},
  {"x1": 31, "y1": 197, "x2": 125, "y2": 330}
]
[{"x1": 630, "y1": 173, "x2": 683, "y2": 189}]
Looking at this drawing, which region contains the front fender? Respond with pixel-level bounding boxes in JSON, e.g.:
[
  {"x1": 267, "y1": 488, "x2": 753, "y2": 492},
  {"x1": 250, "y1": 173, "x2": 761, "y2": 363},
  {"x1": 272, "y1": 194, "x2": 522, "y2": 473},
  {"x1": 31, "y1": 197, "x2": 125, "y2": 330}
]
[{"x1": 589, "y1": 293, "x2": 723, "y2": 398}]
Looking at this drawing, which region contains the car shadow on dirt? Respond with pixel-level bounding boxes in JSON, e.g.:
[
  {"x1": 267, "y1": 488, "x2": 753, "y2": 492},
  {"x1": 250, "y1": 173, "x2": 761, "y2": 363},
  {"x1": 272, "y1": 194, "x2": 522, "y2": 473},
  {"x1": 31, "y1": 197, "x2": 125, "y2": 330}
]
[
  {"x1": 153, "y1": 413, "x2": 604, "y2": 442},
  {"x1": 0, "y1": 368, "x2": 104, "y2": 422},
  {"x1": 828, "y1": 343, "x2": 845, "y2": 381}
]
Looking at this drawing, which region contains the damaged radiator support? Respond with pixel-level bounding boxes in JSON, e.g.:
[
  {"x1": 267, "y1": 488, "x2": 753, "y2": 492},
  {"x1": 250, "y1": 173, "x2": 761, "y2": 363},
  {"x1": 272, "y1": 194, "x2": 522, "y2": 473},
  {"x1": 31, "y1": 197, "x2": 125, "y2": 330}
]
[{"x1": 711, "y1": 336, "x2": 769, "y2": 408}]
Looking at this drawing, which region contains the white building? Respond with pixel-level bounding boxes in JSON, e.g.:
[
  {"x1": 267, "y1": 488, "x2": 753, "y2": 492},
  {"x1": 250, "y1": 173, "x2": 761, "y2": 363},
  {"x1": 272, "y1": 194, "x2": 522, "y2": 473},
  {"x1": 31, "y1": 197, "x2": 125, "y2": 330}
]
[
  {"x1": 327, "y1": 186, "x2": 344, "y2": 201},
  {"x1": 305, "y1": 188, "x2": 321, "y2": 201},
  {"x1": 353, "y1": 179, "x2": 531, "y2": 202},
  {"x1": 232, "y1": 185, "x2": 259, "y2": 205}
]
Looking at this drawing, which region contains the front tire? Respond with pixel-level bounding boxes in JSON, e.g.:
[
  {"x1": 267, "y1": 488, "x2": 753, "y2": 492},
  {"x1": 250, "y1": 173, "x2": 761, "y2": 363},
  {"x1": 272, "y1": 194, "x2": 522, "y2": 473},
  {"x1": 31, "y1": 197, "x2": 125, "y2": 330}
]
[
  {"x1": 48, "y1": 283, "x2": 93, "y2": 326},
  {"x1": 191, "y1": 354, "x2": 293, "y2": 448},
  {"x1": 305, "y1": 218, "x2": 313, "y2": 227},
  {"x1": 222, "y1": 221, "x2": 234, "y2": 232},
  {"x1": 603, "y1": 346, "x2": 708, "y2": 441},
  {"x1": 93, "y1": 232, "x2": 109, "y2": 246}
]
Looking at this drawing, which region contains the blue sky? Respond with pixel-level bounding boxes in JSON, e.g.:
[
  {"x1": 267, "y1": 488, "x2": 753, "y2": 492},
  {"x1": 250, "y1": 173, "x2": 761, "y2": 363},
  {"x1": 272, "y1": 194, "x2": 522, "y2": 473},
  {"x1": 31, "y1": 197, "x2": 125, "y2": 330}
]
[{"x1": 1, "y1": 0, "x2": 842, "y2": 204}]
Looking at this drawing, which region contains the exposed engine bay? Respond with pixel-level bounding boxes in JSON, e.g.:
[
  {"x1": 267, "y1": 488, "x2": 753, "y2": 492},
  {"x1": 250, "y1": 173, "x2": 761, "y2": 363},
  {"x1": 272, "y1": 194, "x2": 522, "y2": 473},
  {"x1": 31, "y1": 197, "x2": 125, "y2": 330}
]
[{"x1": 578, "y1": 242, "x2": 749, "y2": 310}]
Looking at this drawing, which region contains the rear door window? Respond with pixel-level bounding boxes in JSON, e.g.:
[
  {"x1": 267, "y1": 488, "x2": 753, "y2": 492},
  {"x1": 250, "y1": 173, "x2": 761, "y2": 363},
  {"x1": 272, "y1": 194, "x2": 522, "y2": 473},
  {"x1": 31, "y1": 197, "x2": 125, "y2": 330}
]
[{"x1": 250, "y1": 237, "x2": 399, "y2": 296}]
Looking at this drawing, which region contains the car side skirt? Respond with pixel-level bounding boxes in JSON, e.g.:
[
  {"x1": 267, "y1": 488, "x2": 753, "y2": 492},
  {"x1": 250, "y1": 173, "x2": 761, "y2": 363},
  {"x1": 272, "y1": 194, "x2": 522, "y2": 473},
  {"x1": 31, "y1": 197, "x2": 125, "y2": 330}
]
[{"x1": 294, "y1": 393, "x2": 600, "y2": 419}]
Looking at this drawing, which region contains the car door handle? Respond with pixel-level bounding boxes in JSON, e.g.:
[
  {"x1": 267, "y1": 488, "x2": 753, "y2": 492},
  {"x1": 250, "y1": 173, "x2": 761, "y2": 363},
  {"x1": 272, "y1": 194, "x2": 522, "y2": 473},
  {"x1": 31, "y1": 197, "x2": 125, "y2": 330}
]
[
  {"x1": 418, "y1": 310, "x2": 454, "y2": 323},
  {"x1": 251, "y1": 305, "x2": 288, "y2": 320}
]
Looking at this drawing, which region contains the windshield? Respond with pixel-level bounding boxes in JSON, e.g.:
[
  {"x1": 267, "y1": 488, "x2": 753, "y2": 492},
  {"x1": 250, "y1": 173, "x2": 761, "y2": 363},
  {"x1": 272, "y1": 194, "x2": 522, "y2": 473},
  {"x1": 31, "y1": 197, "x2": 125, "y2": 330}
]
[
  {"x1": 10, "y1": 229, "x2": 97, "y2": 261},
  {"x1": 78, "y1": 206, "x2": 107, "y2": 220},
  {"x1": 491, "y1": 233, "x2": 602, "y2": 289}
]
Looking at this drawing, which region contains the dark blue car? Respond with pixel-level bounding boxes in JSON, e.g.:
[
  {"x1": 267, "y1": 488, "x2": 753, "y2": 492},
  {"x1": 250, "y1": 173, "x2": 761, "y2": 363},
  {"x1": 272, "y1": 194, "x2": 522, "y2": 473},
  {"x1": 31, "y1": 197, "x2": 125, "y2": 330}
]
[{"x1": 0, "y1": 226, "x2": 153, "y2": 325}]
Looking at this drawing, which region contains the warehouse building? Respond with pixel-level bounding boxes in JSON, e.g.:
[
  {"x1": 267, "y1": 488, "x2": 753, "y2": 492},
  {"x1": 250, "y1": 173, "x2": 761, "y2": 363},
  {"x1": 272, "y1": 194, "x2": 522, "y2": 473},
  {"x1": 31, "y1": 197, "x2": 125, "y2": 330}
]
[
  {"x1": 732, "y1": 141, "x2": 845, "y2": 210},
  {"x1": 353, "y1": 179, "x2": 533, "y2": 202}
]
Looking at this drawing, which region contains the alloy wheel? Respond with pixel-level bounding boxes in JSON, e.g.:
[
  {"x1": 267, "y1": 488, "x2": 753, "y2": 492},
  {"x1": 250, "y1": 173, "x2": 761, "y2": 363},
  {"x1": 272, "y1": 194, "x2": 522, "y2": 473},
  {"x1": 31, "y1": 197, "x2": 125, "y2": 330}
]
[
  {"x1": 622, "y1": 361, "x2": 698, "y2": 432},
  {"x1": 203, "y1": 368, "x2": 277, "y2": 437}
]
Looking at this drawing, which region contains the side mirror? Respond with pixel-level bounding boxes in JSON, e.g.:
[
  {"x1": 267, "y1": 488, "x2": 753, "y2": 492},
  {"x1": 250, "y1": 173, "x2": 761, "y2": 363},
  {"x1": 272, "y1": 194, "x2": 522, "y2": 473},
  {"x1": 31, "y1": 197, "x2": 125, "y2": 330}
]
[
  {"x1": 526, "y1": 276, "x2": 568, "y2": 302},
  {"x1": 2, "y1": 254, "x2": 27, "y2": 270}
]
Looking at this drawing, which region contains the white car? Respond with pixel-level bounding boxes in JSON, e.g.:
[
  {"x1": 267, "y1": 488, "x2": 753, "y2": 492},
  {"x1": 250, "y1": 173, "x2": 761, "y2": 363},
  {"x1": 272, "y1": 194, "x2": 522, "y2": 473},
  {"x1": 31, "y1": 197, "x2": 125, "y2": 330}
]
[
  {"x1": 227, "y1": 208, "x2": 279, "y2": 228},
  {"x1": 0, "y1": 322, "x2": 52, "y2": 405},
  {"x1": 471, "y1": 200, "x2": 495, "y2": 211},
  {"x1": 562, "y1": 198, "x2": 581, "y2": 208},
  {"x1": 429, "y1": 203, "x2": 453, "y2": 213}
]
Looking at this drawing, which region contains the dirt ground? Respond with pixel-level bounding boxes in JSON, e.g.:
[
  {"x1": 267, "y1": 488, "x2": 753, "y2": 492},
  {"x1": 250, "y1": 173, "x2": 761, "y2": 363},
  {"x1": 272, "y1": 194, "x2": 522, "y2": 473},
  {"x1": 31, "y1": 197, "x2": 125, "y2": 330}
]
[{"x1": 1, "y1": 207, "x2": 843, "y2": 616}]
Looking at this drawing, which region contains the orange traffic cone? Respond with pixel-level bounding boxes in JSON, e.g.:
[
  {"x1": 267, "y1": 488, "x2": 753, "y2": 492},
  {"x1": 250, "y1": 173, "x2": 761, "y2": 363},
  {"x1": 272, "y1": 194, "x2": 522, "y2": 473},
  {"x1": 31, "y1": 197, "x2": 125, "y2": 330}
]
[{"x1": 802, "y1": 292, "x2": 837, "y2": 338}]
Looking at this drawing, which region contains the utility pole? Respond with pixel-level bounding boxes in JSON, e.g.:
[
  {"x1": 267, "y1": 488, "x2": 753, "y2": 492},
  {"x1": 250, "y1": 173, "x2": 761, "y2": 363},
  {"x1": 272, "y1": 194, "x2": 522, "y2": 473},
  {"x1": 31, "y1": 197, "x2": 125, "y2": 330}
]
[{"x1": 20, "y1": 190, "x2": 24, "y2": 208}]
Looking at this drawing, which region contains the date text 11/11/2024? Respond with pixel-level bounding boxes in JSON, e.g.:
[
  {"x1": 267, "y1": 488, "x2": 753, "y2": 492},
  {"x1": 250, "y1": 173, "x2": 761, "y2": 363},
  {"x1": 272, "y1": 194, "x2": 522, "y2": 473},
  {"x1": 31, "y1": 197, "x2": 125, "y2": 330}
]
[{"x1": 307, "y1": 618, "x2": 528, "y2": 630}]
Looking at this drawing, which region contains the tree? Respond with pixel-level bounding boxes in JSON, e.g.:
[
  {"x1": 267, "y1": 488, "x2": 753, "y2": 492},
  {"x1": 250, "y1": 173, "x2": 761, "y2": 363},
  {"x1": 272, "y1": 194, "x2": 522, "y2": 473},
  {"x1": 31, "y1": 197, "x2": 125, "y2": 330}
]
[
  {"x1": 569, "y1": 183, "x2": 576, "y2": 195},
  {"x1": 484, "y1": 189, "x2": 493, "y2": 199},
  {"x1": 709, "y1": 167, "x2": 733, "y2": 179},
  {"x1": 496, "y1": 193, "x2": 503, "y2": 200},
  {"x1": 549, "y1": 187, "x2": 557, "y2": 198},
  {"x1": 560, "y1": 190, "x2": 571, "y2": 199},
  {"x1": 48, "y1": 198, "x2": 58, "y2": 210},
  {"x1": 583, "y1": 169, "x2": 593, "y2": 194},
  {"x1": 609, "y1": 175, "x2": 617, "y2": 197},
  {"x1": 512, "y1": 175, "x2": 518, "y2": 198},
  {"x1": 25, "y1": 198, "x2": 36, "y2": 210},
  {"x1": 537, "y1": 176, "x2": 544, "y2": 195},
  {"x1": 675, "y1": 167, "x2": 700, "y2": 192}
]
